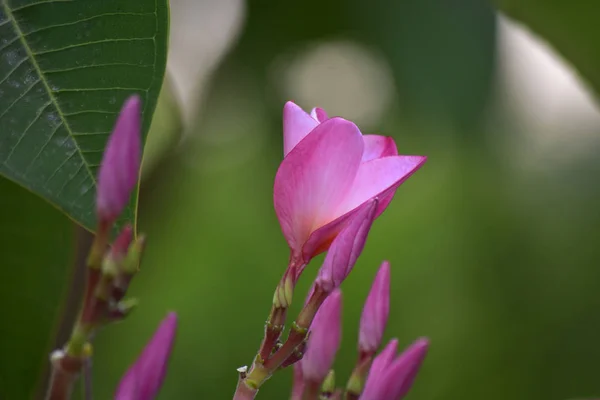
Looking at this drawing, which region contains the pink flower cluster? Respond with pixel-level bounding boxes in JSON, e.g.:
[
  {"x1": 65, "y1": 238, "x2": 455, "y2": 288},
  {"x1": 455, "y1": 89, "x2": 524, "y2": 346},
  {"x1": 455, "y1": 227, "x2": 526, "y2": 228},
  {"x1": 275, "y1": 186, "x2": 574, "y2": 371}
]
[
  {"x1": 96, "y1": 99, "x2": 428, "y2": 400},
  {"x1": 293, "y1": 262, "x2": 428, "y2": 400}
]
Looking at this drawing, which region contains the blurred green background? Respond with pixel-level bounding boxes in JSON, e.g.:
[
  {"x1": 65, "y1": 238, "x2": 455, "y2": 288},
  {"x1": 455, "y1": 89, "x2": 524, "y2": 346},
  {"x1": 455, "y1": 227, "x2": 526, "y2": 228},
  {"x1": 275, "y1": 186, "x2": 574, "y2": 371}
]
[{"x1": 81, "y1": 0, "x2": 600, "y2": 399}]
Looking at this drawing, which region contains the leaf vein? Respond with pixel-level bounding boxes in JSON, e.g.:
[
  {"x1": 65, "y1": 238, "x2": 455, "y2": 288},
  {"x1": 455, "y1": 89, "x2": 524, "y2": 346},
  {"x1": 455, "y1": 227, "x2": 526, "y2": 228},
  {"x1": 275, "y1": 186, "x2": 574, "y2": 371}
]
[
  {"x1": 53, "y1": 87, "x2": 148, "y2": 93},
  {"x1": 68, "y1": 174, "x2": 94, "y2": 206},
  {"x1": 0, "y1": 35, "x2": 20, "y2": 52},
  {"x1": 11, "y1": 0, "x2": 74, "y2": 13},
  {"x1": 23, "y1": 12, "x2": 155, "y2": 35},
  {"x1": 3, "y1": 100, "x2": 53, "y2": 165},
  {"x1": 32, "y1": 37, "x2": 154, "y2": 56},
  {"x1": 23, "y1": 121, "x2": 64, "y2": 176},
  {"x1": 44, "y1": 62, "x2": 154, "y2": 74},
  {"x1": 42, "y1": 150, "x2": 76, "y2": 187},
  {"x1": 71, "y1": 131, "x2": 111, "y2": 137},
  {"x1": 55, "y1": 161, "x2": 84, "y2": 197},
  {"x1": 0, "y1": 56, "x2": 31, "y2": 86},
  {"x1": 63, "y1": 110, "x2": 119, "y2": 117},
  {"x1": 0, "y1": 79, "x2": 41, "y2": 121},
  {"x1": 3, "y1": 2, "x2": 97, "y2": 187}
]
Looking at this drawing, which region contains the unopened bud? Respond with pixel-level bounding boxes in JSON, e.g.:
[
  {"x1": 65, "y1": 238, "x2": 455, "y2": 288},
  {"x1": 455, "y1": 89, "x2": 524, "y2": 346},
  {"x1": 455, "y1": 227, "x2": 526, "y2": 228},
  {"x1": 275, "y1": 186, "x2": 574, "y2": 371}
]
[
  {"x1": 115, "y1": 313, "x2": 178, "y2": 400},
  {"x1": 97, "y1": 96, "x2": 142, "y2": 224}
]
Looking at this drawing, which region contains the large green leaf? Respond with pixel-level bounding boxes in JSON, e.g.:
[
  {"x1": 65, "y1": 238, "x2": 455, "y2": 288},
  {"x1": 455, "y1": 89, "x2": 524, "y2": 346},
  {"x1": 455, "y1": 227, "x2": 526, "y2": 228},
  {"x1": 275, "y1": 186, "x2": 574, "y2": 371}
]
[
  {"x1": 0, "y1": 0, "x2": 169, "y2": 230},
  {"x1": 496, "y1": 0, "x2": 600, "y2": 101},
  {"x1": 0, "y1": 176, "x2": 74, "y2": 399}
]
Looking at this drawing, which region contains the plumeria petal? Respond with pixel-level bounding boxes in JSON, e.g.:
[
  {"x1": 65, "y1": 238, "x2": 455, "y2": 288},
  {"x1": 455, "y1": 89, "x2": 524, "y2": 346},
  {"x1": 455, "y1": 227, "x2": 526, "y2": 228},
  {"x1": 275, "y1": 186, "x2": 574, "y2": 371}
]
[
  {"x1": 274, "y1": 118, "x2": 364, "y2": 257},
  {"x1": 302, "y1": 289, "x2": 343, "y2": 383},
  {"x1": 359, "y1": 261, "x2": 391, "y2": 353},
  {"x1": 310, "y1": 107, "x2": 329, "y2": 123},
  {"x1": 97, "y1": 95, "x2": 142, "y2": 223},
  {"x1": 361, "y1": 135, "x2": 398, "y2": 162},
  {"x1": 115, "y1": 313, "x2": 178, "y2": 400},
  {"x1": 316, "y1": 200, "x2": 378, "y2": 292},
  {"x1": 283, "y1": 101, "x2": 319, "y2": 156},
  {"x1": 302, "y1": 205, "x2": 361, "y2": 262},
  {"x1": 336, "y1": 156, "x2": 427, "y2": 218}
]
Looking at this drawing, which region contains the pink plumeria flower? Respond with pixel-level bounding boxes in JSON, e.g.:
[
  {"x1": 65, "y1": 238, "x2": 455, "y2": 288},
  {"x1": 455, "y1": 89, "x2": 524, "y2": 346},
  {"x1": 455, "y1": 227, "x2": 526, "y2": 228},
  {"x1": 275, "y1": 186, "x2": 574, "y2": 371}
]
[
  {"x1": 274, "y1": 102, "x2": 426, "y2": 274},
  {"x1": 316, "y1": 199, "x2": 378, "y2": 291},
  {"x1": 358, "y1": 261, "x2": 391, "y2": 354},
  {"x1": 302, "y1": 289, "x2": 343, "y2": 384},
  {"x1": 97, "y1": 95, "x2": 142, "y2": 224},
  {"x1": 360, "y1": 338, "x2": 429, "y2": 400},
  {"x1": 115, "y1": 313, "x2": 177, "y2": 400}
]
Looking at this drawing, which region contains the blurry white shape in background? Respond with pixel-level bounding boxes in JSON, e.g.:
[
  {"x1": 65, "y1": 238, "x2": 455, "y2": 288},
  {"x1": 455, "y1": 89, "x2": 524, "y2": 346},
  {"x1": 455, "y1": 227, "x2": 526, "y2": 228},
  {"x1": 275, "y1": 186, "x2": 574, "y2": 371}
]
[
  {"x1": 496, "y1": 15, "x2": 600, "y2": 167},
  {"x1": 272, "y1": 40, "x2": 396, "y2": 130},
  {"x1": 167, "y1": 0, "x2": 245, "y2": 131}
]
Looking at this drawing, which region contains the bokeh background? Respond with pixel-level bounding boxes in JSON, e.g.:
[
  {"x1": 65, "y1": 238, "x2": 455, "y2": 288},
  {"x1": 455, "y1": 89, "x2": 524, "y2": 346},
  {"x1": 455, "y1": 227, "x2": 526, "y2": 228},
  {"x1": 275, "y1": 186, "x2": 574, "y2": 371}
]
[{"x1": 91, "y1": 1, "x2": 600, "y2": 398}]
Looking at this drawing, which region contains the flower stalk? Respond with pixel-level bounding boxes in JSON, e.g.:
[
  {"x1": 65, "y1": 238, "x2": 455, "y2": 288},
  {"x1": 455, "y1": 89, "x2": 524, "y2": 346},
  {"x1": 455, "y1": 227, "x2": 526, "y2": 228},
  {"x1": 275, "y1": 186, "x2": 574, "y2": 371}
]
[{"x1": 44, "y1": 96, "x2": 143, "y2": 400}]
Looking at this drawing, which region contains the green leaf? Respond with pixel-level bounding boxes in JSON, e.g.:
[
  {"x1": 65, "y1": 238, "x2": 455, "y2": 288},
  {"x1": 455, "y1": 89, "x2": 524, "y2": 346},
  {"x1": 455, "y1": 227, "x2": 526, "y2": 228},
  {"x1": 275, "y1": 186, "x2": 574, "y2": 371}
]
[
  {"x1": 496, "y1": 0, "x2": 600, "y2": 100},
  {"x1": 0, "y1": 176, "x2": 74, "y2": 399},
  {"x1": 0, "y1": 0, "x2": 169, "y2": 231},
  {"x1": 141, "y1": 72, "x2": 183, "y2": 180}
]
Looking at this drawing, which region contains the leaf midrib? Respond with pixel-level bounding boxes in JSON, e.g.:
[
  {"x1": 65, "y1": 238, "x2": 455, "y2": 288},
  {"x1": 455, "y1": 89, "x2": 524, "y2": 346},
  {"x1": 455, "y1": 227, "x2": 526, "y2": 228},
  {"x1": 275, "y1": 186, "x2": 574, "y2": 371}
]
[{"x1": 3, "y1": 1, "x2": 97, "y2": 187}]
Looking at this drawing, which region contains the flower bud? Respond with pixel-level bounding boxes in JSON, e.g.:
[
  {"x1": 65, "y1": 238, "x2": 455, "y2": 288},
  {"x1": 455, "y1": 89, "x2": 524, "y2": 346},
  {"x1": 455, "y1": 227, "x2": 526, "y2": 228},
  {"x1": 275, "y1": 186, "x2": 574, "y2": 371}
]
[
  {"x1": 316, "y1": 199, "x2": 377, "y2": 292},
  {"x1": 360, "y1": 338, "x2": 428, "y2": 400},
  {"x1": 97, "y1": 95, "x2": 142, "y2": 224},
  {"x1": 359, "y1": 261, "x2": 391, "y2": 353},
  {"x1": 302, "y1": 289, "x2": 342, "y2": 384},
  {"x1": 115, "y1": 312, "x2": 177, "y2": 400}
]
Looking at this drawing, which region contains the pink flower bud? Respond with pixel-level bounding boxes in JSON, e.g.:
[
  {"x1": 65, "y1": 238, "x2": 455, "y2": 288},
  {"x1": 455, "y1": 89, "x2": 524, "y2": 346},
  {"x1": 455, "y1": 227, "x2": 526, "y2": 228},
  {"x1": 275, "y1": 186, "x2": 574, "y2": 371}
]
[
  {"x1": 115, "y1": 312, "x2": 177, "y2": 400},
  {"x1": 274, "y1": 101, "x2": 426, "y2": 268},
  {"x1": 97, "y1": 95, "x2": 142, "y2": 224},
  {"x1": 302, "y1": 289, "x2": 343, "y2": 384},
  {"x1": 360, "y1": 338, "x2": 429, "y2": 400},
  {"x1": 358, "y1": 261, "x2": 391, "y2": 353},
  {"x1": 110, "y1": 224, "x2": 134, "y2": 260},
  {"x1": 316, "y1": 199, "x2": 378, "y2": 292}
]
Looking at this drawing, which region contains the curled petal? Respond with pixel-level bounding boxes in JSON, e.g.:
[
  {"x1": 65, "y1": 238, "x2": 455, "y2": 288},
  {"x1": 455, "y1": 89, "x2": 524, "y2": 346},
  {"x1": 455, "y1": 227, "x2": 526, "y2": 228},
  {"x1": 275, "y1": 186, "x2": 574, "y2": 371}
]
[
  {"x1": 337, "y1": 155, "x2": 427, "y2": 218},
  {"x1": 359, "y1": 261, "x2": 391, "y2": 353},
  {"x1": 310, "y1": 107, "x2": 329, "y2": 123},
  {"x1": 283, "y1": 101, "x2": 319, "y2": 156},
  {"x1": 361, "y1": 135, "x2": 398, "y2": 162},
  {"x1": 274, "y1": 118, "x2": 364, "y2": 257}
]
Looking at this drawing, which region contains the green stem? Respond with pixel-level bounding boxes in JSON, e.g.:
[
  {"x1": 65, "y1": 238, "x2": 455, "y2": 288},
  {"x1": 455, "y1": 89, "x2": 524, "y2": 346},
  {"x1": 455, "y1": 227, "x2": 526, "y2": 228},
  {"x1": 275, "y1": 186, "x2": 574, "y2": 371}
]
[{"x1": 45, "y1": 223, "x2": 109, "y2": 400}]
